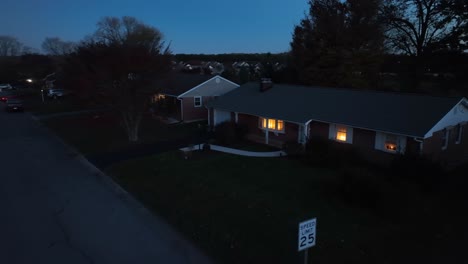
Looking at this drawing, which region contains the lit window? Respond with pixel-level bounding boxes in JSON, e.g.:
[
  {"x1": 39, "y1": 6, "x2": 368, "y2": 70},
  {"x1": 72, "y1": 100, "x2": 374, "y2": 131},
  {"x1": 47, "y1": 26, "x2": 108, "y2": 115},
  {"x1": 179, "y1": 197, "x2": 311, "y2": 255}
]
[
  {"x1": 385, "y1": 135, "x2": 398, "y2": 152},
  {"x1": 268, "y1": 119, "x2": 276, "y2": 129},
  {"x1": 259, "y1": 117, "x2": 284, "y2": 132},
  {"x1": 194, "y1": 96, "x2": 202, "y2": 107},
  {"x1": 277, "y1": 120, "x2": 284, "y2": 131},
  {"x1": 336, "y1": 126, "x2": 347, "y2": 142}
]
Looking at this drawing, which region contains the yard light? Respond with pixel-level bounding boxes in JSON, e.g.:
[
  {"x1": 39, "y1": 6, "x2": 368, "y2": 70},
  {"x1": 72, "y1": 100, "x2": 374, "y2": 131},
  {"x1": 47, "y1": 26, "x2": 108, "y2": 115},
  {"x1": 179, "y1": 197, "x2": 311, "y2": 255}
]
[{"x1": 26, "y1": 79, "x2": 33, "y2": 83}]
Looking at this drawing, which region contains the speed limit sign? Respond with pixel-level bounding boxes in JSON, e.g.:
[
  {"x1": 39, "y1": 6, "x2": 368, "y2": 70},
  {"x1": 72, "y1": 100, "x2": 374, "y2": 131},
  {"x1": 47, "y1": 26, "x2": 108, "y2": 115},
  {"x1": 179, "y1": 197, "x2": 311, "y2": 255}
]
[{"x1": 298, "y1": 218, "x2": 316, "y2": 251}]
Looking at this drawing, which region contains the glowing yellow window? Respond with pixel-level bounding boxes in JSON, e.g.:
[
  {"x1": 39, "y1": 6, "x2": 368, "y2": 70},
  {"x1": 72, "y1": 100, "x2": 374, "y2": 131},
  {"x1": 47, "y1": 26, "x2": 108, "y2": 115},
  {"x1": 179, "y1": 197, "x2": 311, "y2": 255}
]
[
  {"x1": 277, "y1": 120, "x2": 284, "y2": 131},
  {"x1": 268, "y1": 119, "x2": 276, "y2": 129},
  {"x1": 336, "y1": 127, "x2": 347, "y2": 142},
  {"x1": 260, "y1": 118, "x2": 284, "y2": 132}
]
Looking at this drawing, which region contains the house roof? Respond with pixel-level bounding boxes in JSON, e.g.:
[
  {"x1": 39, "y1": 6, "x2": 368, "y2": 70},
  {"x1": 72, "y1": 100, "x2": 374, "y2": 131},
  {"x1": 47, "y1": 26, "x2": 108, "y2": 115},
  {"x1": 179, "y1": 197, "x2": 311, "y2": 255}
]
[
  {"x1": 207, "y1": 82, "x2": 463, "y2": 138},
  {"x1": 155, "y1": 73, "x2": 213, "y2": 96}
]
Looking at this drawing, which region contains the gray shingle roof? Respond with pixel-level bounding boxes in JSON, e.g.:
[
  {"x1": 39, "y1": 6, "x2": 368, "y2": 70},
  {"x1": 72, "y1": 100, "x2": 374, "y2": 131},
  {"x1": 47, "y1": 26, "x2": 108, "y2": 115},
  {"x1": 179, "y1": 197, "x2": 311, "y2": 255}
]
[
  {"x1": 155, "y1": 73, "x2": 213, "y2": 96},
  {"x1": 207, "y1": 82, "x2": 462, "y2": 137}
]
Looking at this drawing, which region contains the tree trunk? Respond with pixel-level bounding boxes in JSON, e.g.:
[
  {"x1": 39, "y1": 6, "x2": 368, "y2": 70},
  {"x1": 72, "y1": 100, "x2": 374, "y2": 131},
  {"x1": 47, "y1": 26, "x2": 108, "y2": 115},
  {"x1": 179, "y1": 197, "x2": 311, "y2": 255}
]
[{"x1": 122, "y1": 111, "x2": 142, "y2": 142}]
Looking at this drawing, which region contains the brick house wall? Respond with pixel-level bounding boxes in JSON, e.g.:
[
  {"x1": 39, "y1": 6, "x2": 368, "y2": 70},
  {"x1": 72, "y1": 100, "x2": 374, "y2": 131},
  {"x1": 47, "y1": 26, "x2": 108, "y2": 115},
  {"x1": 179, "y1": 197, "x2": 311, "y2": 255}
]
[
  {"x1": 308, "y1": 122, "x2": 408, "y2": 165},
  {"x1": 422, "y1": 123, "x2": 468, "y2": 164},
  {"x1": 309, "y1": 121, "x2": 329, "y2": 139},
  {"x1": 352, "y1": 128, "x2": 376, "y2": 150},
  {"x1": 181, "y1": 96, "x2": 214, "y2": 121}
]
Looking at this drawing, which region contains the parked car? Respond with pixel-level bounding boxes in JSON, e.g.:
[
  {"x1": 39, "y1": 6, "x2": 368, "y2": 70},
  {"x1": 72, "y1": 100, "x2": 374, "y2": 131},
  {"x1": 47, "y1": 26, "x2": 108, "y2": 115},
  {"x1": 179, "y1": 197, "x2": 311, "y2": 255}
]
[
  {"x1": 0, "y1": 92, "x2": 16, "y2": 102},
  {"x1": 5, "y1": 99, "x2": 24, "y2": 112},
  {"x1": 47, "y1": 89, "x2": 71, "y2": 99},
  {"x1": 0, "y1": 84, "x2": 13, "y2": 92}
]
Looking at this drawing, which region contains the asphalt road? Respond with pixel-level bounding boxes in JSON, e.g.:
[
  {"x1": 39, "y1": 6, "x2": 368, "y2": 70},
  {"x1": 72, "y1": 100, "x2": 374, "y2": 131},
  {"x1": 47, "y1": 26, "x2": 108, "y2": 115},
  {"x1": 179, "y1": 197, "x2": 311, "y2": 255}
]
[{"x1": 0, "y1": 108, "x2": 213, "y2": 264}]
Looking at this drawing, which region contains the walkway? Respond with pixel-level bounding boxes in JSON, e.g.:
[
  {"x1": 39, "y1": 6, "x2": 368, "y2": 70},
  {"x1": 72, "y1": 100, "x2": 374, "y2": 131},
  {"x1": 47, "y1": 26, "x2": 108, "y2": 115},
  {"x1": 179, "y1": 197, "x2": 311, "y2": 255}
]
[{"x1": 180, "y1": 144, "x2": 287, "y2": 157}]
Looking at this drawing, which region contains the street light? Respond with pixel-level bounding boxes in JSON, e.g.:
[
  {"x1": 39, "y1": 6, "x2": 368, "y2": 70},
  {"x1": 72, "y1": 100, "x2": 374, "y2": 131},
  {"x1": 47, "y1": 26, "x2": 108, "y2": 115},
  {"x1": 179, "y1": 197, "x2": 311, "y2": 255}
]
[
  {"x1": 41, "y1": 89, "x2": 44, "y2": 103},
  {"x1": 26, "y1": 79, "x2": 33, "y2": 83}
]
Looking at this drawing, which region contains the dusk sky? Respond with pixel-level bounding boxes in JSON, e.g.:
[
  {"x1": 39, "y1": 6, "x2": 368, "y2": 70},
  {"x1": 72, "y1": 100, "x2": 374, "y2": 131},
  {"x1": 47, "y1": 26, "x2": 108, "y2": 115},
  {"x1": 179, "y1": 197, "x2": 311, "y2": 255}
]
[{"x1": 0, "y1": 0, "x2": 309, "y2": 54}]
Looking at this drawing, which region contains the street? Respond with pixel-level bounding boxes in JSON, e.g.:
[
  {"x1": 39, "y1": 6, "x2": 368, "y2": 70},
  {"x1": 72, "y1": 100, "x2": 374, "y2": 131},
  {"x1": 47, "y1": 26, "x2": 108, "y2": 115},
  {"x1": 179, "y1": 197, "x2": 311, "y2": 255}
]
[{"x1": 0, "y1": 108, "x2": 212, "y2": 264}]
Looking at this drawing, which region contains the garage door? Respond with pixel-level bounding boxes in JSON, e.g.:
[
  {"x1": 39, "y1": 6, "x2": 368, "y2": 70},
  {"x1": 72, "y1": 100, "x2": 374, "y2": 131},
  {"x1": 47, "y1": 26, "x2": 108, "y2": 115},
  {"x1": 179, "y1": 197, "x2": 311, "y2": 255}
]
[{"x1": 214, "y1": 110, "x2": 231, "y2": 125}]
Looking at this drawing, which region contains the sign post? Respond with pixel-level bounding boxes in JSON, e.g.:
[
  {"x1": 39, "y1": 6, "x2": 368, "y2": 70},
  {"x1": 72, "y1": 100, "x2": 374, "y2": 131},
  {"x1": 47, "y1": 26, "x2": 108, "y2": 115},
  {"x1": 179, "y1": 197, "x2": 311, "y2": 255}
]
[{"x1": 298, "y1": 218, "x2": 316, "y2": 264}]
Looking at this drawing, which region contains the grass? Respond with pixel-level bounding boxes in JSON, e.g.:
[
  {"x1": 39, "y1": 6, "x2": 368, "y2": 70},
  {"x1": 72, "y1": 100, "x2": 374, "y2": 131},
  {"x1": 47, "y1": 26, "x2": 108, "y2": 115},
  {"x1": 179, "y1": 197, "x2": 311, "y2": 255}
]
[
  {"x1": 43, "y1": 112, "x2": 205, "y2": 156},
  {"x1": 106, "y1": 150, "x2": 463, "y2": 264},
  {"x1": 20, "y1": 91, "x2": 89, "y2": 115}
]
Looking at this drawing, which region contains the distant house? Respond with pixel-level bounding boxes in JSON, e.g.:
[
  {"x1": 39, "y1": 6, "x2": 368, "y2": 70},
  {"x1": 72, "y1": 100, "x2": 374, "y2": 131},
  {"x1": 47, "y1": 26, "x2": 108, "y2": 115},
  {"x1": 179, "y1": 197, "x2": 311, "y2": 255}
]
[
  {"x1": 42, "y1": 73, "x2": 56, "y2": 89},
  {"x1": 152, "y1": 73, "x2": 239, "y2": 122},
  {"x1": 207, "y1": 79, "x2": 468, "y2": 164}
]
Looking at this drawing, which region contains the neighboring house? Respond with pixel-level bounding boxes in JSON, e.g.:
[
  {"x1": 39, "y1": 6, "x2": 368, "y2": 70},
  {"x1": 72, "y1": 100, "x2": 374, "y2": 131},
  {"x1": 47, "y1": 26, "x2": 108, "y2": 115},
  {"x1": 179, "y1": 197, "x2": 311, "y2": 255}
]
[
  {"x1": 42, "y1": 73, "x2": 56, "y2": 89},
  {"x1": 152, "y1": 73, "x2": 239, "y2": 122},
  {"x1": 207, "y1": 80, "x2": 468, "y2": 164}
]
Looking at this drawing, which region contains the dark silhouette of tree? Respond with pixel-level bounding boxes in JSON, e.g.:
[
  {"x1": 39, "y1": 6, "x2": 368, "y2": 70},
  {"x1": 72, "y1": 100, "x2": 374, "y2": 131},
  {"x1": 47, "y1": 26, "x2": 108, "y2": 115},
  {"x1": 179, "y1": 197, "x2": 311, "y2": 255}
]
[
  {"x1": 382, "y1": 0, "x2": 467, "y2": 56},
  {"x1": 42, "y1": 37, "x2": 76, "y2": 55},
  {"x1": 64, "y1": 16, "x2": 172, "y2": 142},
  {"x1": 0, "y1": 36, "x2": 24, "y2": 56},
  {"x1": 291, "y1": 0, "x2": 384, "y2": 88}
]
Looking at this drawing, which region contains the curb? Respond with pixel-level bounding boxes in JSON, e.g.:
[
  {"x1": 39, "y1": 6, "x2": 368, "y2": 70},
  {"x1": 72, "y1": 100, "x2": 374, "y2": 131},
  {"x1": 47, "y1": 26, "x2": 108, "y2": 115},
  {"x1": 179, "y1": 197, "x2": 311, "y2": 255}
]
[{"x1": 31, "y1": 113, "x2": 147, "y2": 211}]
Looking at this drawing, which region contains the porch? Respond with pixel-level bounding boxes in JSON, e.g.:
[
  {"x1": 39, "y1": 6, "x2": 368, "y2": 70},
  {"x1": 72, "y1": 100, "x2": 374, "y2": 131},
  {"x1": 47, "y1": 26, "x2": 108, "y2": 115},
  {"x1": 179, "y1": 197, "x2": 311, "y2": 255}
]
[{"x1": 246, "y1": 133, "x2": 285, "y2": 149}]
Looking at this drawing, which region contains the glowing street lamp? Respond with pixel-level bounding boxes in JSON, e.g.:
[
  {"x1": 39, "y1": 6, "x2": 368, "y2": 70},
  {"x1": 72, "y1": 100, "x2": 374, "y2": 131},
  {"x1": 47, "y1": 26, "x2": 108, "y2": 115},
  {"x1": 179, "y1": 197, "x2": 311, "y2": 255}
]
[{"x1": 26, "y1": 79, "x2": 33, "y2": 83}]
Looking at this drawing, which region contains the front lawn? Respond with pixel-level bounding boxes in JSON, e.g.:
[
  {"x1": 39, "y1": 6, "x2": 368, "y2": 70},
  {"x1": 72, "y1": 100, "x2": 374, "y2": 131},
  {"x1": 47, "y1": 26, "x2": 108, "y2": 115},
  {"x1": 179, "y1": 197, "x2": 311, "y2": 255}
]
[
  {"x1": 106, "y1": 150, "x2": 466, "y2": 264},
  {"x1": 43, "y1": 112, "x2": 205, "y2": 156}
]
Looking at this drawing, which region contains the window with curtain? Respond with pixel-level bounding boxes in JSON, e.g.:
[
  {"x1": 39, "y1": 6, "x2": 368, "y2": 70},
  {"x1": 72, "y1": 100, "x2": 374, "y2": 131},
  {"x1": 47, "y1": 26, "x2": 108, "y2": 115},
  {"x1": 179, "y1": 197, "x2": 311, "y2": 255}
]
[
  {"x1": 336, "y1": 126, "x2": 347, "y2": 142},
  {"x1": 385, "y1": 135, "x2": 398, "y2": 152},
  {"x1": 259, "y1": 117, "x2": 284, "y2": 132}
]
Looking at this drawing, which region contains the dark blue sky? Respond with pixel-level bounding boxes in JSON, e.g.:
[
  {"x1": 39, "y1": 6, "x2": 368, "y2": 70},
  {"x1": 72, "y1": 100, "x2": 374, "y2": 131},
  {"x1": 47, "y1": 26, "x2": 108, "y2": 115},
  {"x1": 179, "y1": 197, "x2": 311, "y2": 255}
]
[{"x1": 1, "y1": 0, "x2": 308, "y2": 54}]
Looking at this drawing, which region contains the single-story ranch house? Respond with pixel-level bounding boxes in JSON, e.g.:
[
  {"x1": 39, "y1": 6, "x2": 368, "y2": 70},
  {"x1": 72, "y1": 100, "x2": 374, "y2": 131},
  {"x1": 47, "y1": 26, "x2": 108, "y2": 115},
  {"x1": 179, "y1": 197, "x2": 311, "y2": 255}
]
[
  {"x1": 152, "y1": 73, "x2": 239, "y2": 122},
  {"x1": 207, "y1": 80, "x2": 468, "y2": 164}
]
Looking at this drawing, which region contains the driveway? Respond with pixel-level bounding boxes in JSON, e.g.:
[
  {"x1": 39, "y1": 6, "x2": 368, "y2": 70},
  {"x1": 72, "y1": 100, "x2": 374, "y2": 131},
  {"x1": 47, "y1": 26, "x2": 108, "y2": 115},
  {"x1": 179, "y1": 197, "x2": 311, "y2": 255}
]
[{"x1": 0, "y1": 109, "x2": 213, "y2": 264}]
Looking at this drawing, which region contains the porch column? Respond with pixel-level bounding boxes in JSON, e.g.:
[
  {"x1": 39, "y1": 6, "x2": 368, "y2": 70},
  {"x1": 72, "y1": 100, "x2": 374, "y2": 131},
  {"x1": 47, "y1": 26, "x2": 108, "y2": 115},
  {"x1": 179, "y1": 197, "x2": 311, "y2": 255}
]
[
  {"x1": 213, "y1": 109, "x2": 217, "y2": 126},
  {"x1": 265, "y1": 118, "x2": 269, "y2": 144},
  {"x1": 298, "y1": 124, "x2": 303, "y2": 144},
  {"x1": 207, "y1": 108, "x2": 211, "y2": 126},
  {"x1": 235, "y1": 112, "x2": 238, "y2": 123},
  {"x1": 302, "y1": 124, "x2": 308, "y2": 144}
]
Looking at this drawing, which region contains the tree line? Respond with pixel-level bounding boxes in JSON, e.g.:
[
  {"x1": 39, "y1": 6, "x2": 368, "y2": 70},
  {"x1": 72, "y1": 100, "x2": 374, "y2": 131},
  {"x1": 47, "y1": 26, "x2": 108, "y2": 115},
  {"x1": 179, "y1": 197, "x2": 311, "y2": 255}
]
[{"x1": 290, "y1": 0, "x2": 468, "y2": 94}]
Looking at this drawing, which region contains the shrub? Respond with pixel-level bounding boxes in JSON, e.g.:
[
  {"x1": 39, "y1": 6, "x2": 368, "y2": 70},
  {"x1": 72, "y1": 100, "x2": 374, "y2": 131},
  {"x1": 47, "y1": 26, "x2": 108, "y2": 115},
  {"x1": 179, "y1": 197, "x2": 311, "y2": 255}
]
[
  {"x1": 282, "y1": 141, "x2": 305, "y2": 157},
  {"x1": 214, "y1": 121, "x2": 249, "y2": 146},
  {"x1": 214, "y1": 121, "x2": 237, "y2": 145},
  {"x1": 305, "y1": 137, "x2": 364, "y2": 167},
  {"x1": 390, "y1": 153, "x2": 444, "y2": 192},
  {"x1": 202, "y1": 142, "x2": 211, "y2": 151},
  {"x1": 234, "y1": 123, "x2": 249, "y2": 141}
]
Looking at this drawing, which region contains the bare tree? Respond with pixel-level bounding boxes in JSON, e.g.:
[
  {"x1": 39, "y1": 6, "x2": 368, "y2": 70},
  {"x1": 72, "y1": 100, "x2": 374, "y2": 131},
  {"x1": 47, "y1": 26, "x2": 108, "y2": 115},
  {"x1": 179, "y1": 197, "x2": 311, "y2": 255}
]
[
  {"x1": 382, "y1": 0, "x2": 467, "y2": 56},
  {"x1": 42, "y1": 37, "x2": 76, "y2": 55},
  {"x1": 65, "y1": 16, "x2": 171, "y2": 142},
  {"x1": 94, "y1": 16, "x2": 166, "y2": 54},
  {"x1": 0, "y1": 36, "x2": 24, "y2": 56}
]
